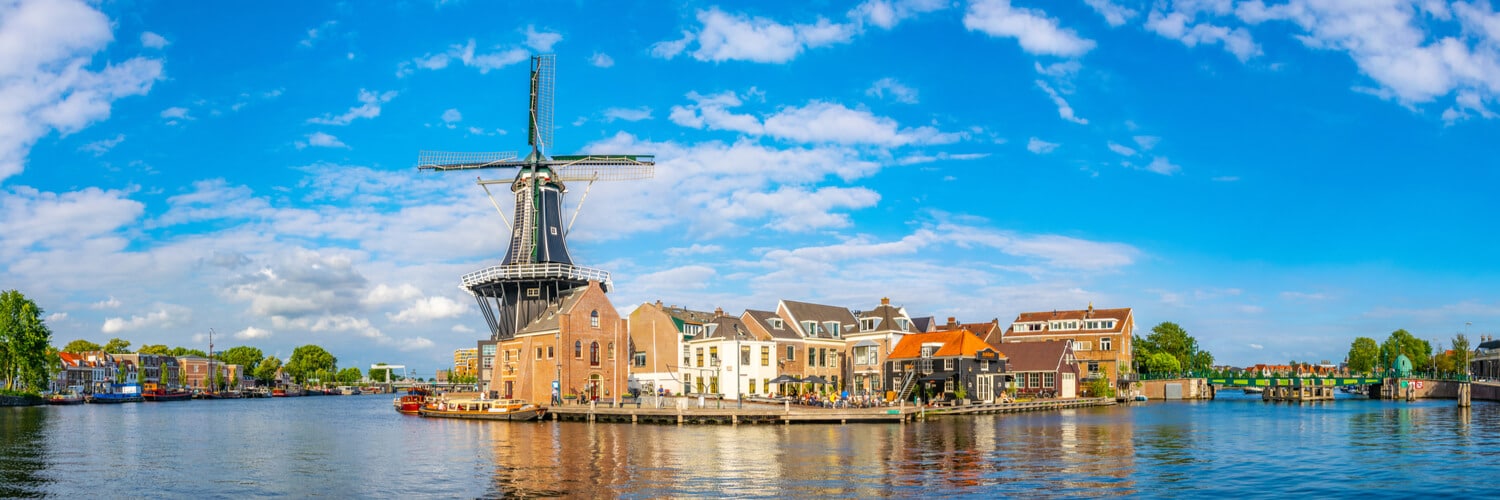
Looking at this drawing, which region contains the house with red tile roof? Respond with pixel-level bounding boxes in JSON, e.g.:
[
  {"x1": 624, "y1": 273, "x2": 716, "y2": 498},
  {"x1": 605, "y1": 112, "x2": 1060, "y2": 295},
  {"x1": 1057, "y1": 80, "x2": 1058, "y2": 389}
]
[
  {"x1": 884, "y1": 329, "x2": 1007, "y2": 403},
  {"x1": 1004, "y1": 304, "x2": 1133, "y2": 391}
]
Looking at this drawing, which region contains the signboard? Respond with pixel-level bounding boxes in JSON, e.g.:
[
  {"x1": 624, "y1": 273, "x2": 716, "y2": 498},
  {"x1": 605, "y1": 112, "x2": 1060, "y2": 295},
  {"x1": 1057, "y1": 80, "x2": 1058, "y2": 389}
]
[
  {"x1": 552, "y1": 380, "x2": 560, "y2": 390},
  {"x1": 1416, "y1": 380, "x2": 1424, "y2": 389}
]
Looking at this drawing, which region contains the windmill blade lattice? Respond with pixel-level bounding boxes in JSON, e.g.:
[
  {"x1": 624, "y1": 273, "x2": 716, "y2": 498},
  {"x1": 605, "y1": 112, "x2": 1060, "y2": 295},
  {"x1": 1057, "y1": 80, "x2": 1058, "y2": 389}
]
[{"x1": 416, "y1": 151, "x2": 521, "y2": 171}]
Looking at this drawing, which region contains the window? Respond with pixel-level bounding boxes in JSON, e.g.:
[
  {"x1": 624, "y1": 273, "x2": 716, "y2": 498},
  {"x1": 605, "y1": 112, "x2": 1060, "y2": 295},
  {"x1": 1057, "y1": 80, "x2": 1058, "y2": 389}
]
[
  {"x1": 944, "y1": 358, "x2": 954, "y2": 371},
  {"x1": 895, "y1": 318, "x2": 910, "y2": 332},
  {"x1": 861, "y1": 318, "x2": 877, "y2": 330},
  {"x1": 807, "y1": 347, "x2": 814, "y2": 364},
  {"x1": 526, "y1": 288, "x2": 540, "y2": 298},
  {"x1": 944, "y1": 380, "x2": 953, "y2": 393},
  {"x1": 831, "y1": 354, "x2": 838, "y2": 368},
  {"x1": 547, "y1": 346, "x2": 554, "y2": 359},
  {"x1": 872, "y1": 376, "x2": 881, "y2": 390},
  {"x1": 741, "y1": 346, "x2": 751, "y2": 365},
  {"x1": 761, "y1": 346, "x2": 770, "y2": 366},
  {"x1": 683, "y1": 346, "x2": 691, "y2": 366},
  {"x1": 483, "y1": 357, "x2": 493, "y2": 368},
  {"x1": 684, "y1": 324, "x2": 703, "y2": 337},
  {"x1": 575, "y1": 341, "x2": 582, "y2": 358},
  {"x1": 536, "y1": 348, "x2": 543, "y2": 360},
  {"x1": 633, "y1": 352, "x2": 646, "y2": 367},
  {"x1": 1044, "y1": 372, "x2": 1055, "y2": 388},
  {"x1": 786, "y1": 345, "x2": 795, "y2": 361},
  {"x1": 818, "y1": 348, "x2": 827, "y2": 368},
  {"x1": 709, "y1": 346, "x2": 718, "y2": 365},
  {"x1": 590, "y1": 342, "x2": 600, "y2": 366},
  {"x1": 769, "y1": 318, "x2": 783, "y2": 329},
  {"x1": 710, "y1": 376, "x2": 719, "y2": 394},
  {"x1": 749, "y1": 379, "x2": 758, "y2": 395},
  {"x1": 502, "y1": 351, "x2": 510, "y2": 362},
  {"x1": 802, "y1": 321, "x2": 818, "y2": 336},
  {"x1": 825, "y1": 322, "x2": 841, "y2": 338},
  {"x1": 1028, "y1": 373, "x2": 1040, "y2": 388},
  {"x1": 1101, "y1": 337, "x2": 1113, "y2": 351},
  {"x1": 684, "y1": 374, "x2": 692, "y2": 393},
  {"x1": 1087, "y1": 362, "x2": 1100, "y2": 375},
  {"x1": 481, "y1": 345, "x2": 496, "y2": 356},
  {"x1": 696, "y1": 348, "x2": 704, "y2": 368},
  {"x1": 591, "y1": 310, "x2": 600, "y2": 328},
  {"x1": 1074, "y1": 341, "x2": 1092, "y2": 351}
]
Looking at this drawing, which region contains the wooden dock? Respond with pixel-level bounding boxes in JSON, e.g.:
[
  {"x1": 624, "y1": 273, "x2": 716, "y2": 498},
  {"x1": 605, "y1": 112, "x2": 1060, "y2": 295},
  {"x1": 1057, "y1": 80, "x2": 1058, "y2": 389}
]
[{"x1": 540, "y1": 397, "x2": 1115, "y2": 425}]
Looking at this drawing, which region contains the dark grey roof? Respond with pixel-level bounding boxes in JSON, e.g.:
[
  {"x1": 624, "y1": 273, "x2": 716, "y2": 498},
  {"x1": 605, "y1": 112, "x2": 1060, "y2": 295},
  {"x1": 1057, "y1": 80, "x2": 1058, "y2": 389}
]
[
  {"x1": 701, "y1": 316, "x2": 756, "y2": 341},
  {"x1": 910, "y1": 316, "x2": 938, "y2": 333},
  {"x1": 744, "y1": 310, "x2": 801, "y2": 341},
  {"x1": 662, "y1": 305, "x2": 715, "y2": 325},
  {"x1": 780, "y1": 299, "x2": 861, "y2": 339},
  {"x1": 1000, "y1": 341, "x2": 1075, "y2": 373},
  {"x1": 858, "y1": 302, "x2": 909, "y2": 332}
]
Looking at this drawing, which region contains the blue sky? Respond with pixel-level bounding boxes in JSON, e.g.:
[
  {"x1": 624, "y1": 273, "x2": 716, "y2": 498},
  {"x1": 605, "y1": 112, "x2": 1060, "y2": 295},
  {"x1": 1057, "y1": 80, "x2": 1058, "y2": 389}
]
[{"x1": 4, "y1": 0, "x2": 1498, "y2": 375}]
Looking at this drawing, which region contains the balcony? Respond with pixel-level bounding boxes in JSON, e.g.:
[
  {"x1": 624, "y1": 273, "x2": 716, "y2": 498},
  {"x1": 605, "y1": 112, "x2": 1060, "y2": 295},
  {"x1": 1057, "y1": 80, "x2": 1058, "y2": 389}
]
[{"x1": 461, "y1": 263, "x2": 612, "y2": 289}]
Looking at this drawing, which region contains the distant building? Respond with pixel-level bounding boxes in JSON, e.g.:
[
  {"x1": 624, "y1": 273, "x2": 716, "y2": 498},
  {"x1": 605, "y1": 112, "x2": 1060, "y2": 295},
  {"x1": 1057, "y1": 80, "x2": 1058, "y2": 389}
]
[
  {"x1": 628, "y1": 301, "x2": 715, "y2": 396},
  {"x1": 1003, "y1": 305, "x2": 1134, "y2": 390},
  {"x1": 452, "y1": 348, "x2": 478, "y2": 379},
  {"x1": 682, "y1": 309, "x2": 777, "y2": 399},
  {"x1": 1474, "y1": 336, "x2": 1500, "y2": 380}
]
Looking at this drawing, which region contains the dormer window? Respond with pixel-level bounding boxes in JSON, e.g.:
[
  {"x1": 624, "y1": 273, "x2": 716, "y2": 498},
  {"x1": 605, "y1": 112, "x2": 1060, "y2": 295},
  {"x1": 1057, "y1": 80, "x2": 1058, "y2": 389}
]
[
  {"x1": 861, "y1": 318, "x2": 878, "y2": 330},
  {"x1": 824, "y1": 321, "x2": 841, "y2": 338},
  {"x1": 801, "y1": 321, "x2": 818, "y2": 336},
  {"x1": 895, "y1": 318, "x2": 910, "y2": 332},
  {"x1": 684, "y1": 324, "x2": 703, "y2": 337},
  {"x1": 705, "y1": 324, "x2": 719, "y2": 337},
  {"x1": 768, "y1": 318, "x2": 783, "y2": 329}
]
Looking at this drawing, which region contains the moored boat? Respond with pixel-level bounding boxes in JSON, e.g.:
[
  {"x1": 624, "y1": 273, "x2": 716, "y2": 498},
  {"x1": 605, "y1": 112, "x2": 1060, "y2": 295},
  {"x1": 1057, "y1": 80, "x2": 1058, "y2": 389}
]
[
  {"x1": 360, "y1": 386, "x2": 381, "y2": 395},
  {"x1": 142, "y1": 382, "x2": 193, "y2": 402},
  {"x1": 418, "y1": 397, "x2": 545, "y2": 421},
  {"x1": 393, "y1": 388, "x2": 433, "y2": 415},
  {"x1": 337, "y1": 386, "x2": 357, "y2": 396},
  {"x1": 47, "y1": 390, "x2": 85, "y2": 405},
  {"x1": 90, "y1": 383, "x2": 144, "y2": 404}
]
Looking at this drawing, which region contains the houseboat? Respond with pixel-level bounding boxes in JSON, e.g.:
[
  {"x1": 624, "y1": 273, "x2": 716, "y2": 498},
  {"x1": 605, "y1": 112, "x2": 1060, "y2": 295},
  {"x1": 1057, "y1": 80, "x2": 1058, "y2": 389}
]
[
  {"x1": 393, "y1": 388, "x2": 433, "y2": 415},
  {"x1": 142, "y1": 382, "x2": 192, "y2": 402},
  {"x1": 47, "y1": 389, "x2": 85, "y2": 405},
  {"x1": 89, "y1": 384, "x2": 144, "y2": 404},
  {"x1": 418, "y1": 397, "x2": 544, "y2": 421}
]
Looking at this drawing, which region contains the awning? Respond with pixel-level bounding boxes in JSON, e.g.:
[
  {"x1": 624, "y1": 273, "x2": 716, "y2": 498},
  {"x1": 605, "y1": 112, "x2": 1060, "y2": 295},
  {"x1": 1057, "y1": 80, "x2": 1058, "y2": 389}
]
[
  {"x1": 802, "y1": 375, "x2": 830, "y2": 385},
  {"x1": 769, "y1": 374, "x2": 801, "y2": 384},
  {"x1": 852, "y1": 340, "x2": 879, "y2": 348},
  {"x1": 918, "y1": 372, "x2": 954, "y2": 382}
]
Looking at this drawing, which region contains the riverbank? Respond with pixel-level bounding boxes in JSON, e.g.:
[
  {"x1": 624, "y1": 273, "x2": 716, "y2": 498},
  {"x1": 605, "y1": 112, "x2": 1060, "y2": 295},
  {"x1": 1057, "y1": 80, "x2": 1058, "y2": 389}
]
[{"x1": 0, "y1": 394, "x2": 44, "y2": 406}]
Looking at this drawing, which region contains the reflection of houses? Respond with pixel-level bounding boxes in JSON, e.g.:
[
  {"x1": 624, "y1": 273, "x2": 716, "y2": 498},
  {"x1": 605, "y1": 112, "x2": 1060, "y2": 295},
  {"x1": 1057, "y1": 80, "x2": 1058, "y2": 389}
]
[
  {"x1": 847, "y1": 298, "x2": 916, "y2": 396},
  {"x1": 493, "y1": 281, "x2": 627, "y2": 402},
  {"x1": 683, "y1": 309, "x2": 778, "y2": 398},
  {"x1": 999, "y1": 340, "x2": 1080, "y2": 398},
  {"x1": 1475, "y1": 336, "x2": 1500, "y2": 380},
  {"x1": 628, "y1": 301, "x2": 714, "y2": 395},
  {"x1": 1004, "y1": 305, "x2": 1133, "y2": 389},
  {"x1": 885, "y1": 330, "x2": 1007, "y2": 403}
]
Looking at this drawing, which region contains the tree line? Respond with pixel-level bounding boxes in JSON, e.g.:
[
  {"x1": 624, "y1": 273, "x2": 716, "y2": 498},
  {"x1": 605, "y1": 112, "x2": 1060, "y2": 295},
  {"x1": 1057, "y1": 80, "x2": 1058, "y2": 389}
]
[
  {"x1": 1345, "y1": 329, "x2": 1472, "y2": 377},
  {"x1": 1134, "y1": 321, "x2": 1215, "y2": 375}
]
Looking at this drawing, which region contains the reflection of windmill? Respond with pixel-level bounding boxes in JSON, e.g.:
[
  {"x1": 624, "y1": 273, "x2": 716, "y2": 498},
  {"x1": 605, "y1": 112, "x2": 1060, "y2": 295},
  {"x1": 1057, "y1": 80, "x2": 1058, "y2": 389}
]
[{"x1": 418, "y1": 54, "x2": 654, "y2": 340}]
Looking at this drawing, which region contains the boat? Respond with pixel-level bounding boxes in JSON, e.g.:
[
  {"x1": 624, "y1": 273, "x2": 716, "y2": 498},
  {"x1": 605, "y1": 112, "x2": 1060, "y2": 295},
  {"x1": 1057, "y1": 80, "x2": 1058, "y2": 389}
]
[
  {"x1": 1133, "y1": 394, "x2": 1149, "y2": 402},
  {"x1": 142, "y1": 382, "x2": 192, "y2": 402},
  {"x1": 338, "y1": 386, "x2": 357, "y2": 396},
  {"x1": 89, "y1": 384, "x2": 144, "y2": 404},
  {"x1": 393, "y1": 388, "x2": 433, "y2": 415},
  {"x1": 360, "y1": 386, "x2": 382, "y2": 395},
  {"x1": 272, "y1": 385, "x2": 305, "y2": 397},
  {"x1": 47, "y1": 389, "x2": 85, "y2": 405},
  {"x1": 417, "y1": 397, "x2": 545, "y2": 421},
  {"x1": 1242, "y1": 387, "x2": 1265, "y2": 394}
]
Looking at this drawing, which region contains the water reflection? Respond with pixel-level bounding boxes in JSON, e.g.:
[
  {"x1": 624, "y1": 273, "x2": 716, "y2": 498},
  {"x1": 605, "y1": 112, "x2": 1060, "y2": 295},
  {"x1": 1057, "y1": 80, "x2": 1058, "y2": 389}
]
[{"x1": 0, "y1": 408, "x2": 50, "y2": 498}]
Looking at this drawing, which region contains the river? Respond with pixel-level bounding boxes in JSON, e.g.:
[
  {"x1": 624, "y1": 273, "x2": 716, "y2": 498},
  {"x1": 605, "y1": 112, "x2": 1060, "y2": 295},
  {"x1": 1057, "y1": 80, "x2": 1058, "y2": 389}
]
[{"x1": 3, "y1": 391, "x2": 1498, "y2": 497}]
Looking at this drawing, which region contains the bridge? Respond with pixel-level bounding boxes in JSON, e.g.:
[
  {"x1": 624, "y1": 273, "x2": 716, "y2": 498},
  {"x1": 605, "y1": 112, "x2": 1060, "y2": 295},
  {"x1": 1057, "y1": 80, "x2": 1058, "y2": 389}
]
[{"x1": 1206, "y1": 376, "x2": 1384, "y2": 387}]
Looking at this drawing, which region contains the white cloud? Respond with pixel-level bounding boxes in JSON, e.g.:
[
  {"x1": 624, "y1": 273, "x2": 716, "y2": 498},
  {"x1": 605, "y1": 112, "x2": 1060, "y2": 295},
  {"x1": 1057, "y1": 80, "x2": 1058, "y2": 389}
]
[
  {"x1": 102, "y1": 305, "x2": 189, "y2": 333},
  {"x1": 80, "y1": 134, "x2": 125, "y2": 156},
  {"x1": 1212, "y1": 176, "x2": 1240, "y2": 182},
  {"x1": 590, "y1": 52, "x2": 614, "y2": 68},
  {"x1": 655, "y1": 7, "x2": 858, "y2": 63},
  {"x1": 91, "y1": 296, "x2": 121, "y2": 309},
  {"x1": 307, "y1": 89, "x2": 397, "y2": 126},
  {"x1": 670, "y1": 92, "x2": 960, "y2": 147},
  {"x1": 523, "y1": 26, "x2": 562, "y2": 52},
  {"x1": 300, "y1": 132, "x2": 348, "y2": 149},
  {"x1": 235, "y1": 326, "x2": 272, "y2": 339},
  {"x1": 1133, "y1": 135, "x2": 1160, "y2": 150},
  {"x1": 1027, "y1": 137, "x2": 1058, "y2": 154},
  {"x1": 140, "y1": 31, "x2": 169, "y2": 49},
  {"x1": 400, "y1": 39, "x2": 530, "y2": 76},
  {"x1": 665, "y1": 244, "x2": 724, "y2": 257},
  {"x1": 1145, "y1": 9, "x2": 1261, "y2": 62},
  {"x1": 850, "y1": 0, "x2": 948, "y2": 29},
  {"x1": 1145, "y1": 157, "x2": 1181, "y2": 175},
  {"x1": 365, "y1": 284, "x2": 424, "y2": 305},
  {"x1": 1036, "y1": 80, "x2": 1088, "y2": 124},
  {"x1": 603, "y1": 106, "x2": 653, "y2": 122},
  {"x1": 1280, "y1": 291, "x2": 1331, "y2": 302},
  {"x1": 441, "y1": 108, "x2": 462, "y2": 128},
  {"x1": 1085, "y1": 0, "x2": 1139, "y2": 27},
  {"x1": 299, "y1": 20, "x2": 337, "y2": 48},
  {"x1": 963, "y1": 0, "x2": 1096, "y2": 57},
  {"x1": 1249, "y1": 343, "x2": 1264, "y2": 350},
  {"x1": 161, "y1": 106, "x2": 190, "y2": 121},
  {"x1": 0, "y1": 0, "x2": 165, "y2": 179},
  {"x1": 46, "y1": 312, "x2": 68, "y2": 322},
  {"x1": 389, "y1": 296, "x2": 469, "y2": 323},
  {"x1": 866, "y1": 77, "x2": 919, "y2": 104},
  {"x1": 451, "y1": 324, "x2": 475, "y2": 333}
]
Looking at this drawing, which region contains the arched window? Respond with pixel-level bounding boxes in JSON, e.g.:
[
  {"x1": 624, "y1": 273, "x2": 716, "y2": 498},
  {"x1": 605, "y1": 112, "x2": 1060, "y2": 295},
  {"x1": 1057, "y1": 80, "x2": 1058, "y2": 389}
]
[
  {"x1": 590, "y1": 310, "x2": 600, "y2": 328},
  {"x1": 590, "y1": 341, "x2": 601, "y2": 366},
  {"x1": 574, "y1": 340, "x2": 582, "y2": 358}
]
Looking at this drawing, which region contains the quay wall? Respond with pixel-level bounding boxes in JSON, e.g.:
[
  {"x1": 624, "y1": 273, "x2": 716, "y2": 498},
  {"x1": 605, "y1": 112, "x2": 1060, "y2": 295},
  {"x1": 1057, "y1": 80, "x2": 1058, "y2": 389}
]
[
  {"x1": 1474, "y1": 382, "x2": 1500, "y2": 401},
  {"x1": 1140, "y1": 378, "x2": 1212, "y2": 400},
  {"x1": 0, "y1": 395, "x2": 44, "y2": 407}
]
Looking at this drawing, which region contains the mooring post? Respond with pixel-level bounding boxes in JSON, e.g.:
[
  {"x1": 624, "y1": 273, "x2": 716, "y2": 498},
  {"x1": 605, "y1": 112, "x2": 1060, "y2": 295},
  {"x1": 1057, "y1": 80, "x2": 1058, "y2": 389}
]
[{"x1": 1460, "y1": 382, "x2": 1472, "y2": 408}]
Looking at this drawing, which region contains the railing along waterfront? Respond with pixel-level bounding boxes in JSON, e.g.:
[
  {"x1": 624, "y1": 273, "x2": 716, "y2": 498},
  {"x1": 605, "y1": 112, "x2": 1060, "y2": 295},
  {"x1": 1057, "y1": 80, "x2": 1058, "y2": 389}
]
[{"x1": 461, "y1": 263, "x2": 612, "y2": 288}]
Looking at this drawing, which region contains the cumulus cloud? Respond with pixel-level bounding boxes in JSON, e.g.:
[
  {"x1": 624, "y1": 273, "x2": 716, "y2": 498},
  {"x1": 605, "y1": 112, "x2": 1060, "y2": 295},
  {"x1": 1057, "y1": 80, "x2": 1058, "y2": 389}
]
[
  {"x1": 91, "y1": 296, "x2": 121, "y2": 309},
  {"x1": 1036, "y1": 80, "x2": 1088, "y2": 124},
  {"x1": 399, "y1": 38, "x2": 532, "y2": 76},
  {"x1": 235, "y1": 326, "x2": 272, "y2": 339},
  {"x1": 523, "y1": 25, "x2": 562, "y2": 52},
  {"x1": 140, "y1": 31, "x2": 169, "y2": 49},
  {"x1": 79, "y1": 134, "x2": 125, "y2": 156},
  {"x1": 963, "y1": 0, "x2": 1096, "y2": 57},
  {"x1": 0, "y1": 0, "x2": 164, "y2": 181},
  {"x1": 1085, "y1": 0, "x2": 1139, "y2": 27},
  {"x1": 102, "y1": 305, "x2": 190, "y2": 334},
  {"x1": 1107, "y1": 142, "x2": 1137, "y2": 156},
  {"x1": 590, "y1": 52, "x2": 614, "y2": 67},
  {"x1": 603, "y1": 106, "x2": 653, "y2": 122},
  {"x1": 866, "y1": 77, "x2": 919, "y2": 104},
  {"x1": 299, "y1": 132, "x2": 348, "y2": 149},
  {"x1": 441, "y1": 108, "x2": 461, "y2": 128},
  {"x1": 1146, "y1": 8, "x2": 1261, "y2": 62},
  {"x1": 653, "y1": 2, "x2": 944, "y2": 63},
  {"x1": 670, "y1": 92, "x2": 960, "y2": 147},
  {"x1": 1027, "y1": 137, "x2": 1059, "y2": 154},
  {"x1": 389, "y1": 296, "x2": 469, "y2": 323},
  {"x1": 308, "y1": 89, "x2": 397, "y2": 125},
  {"x1": 1145, "y1": 157, "x2": 1181, "y2": 175},
  {"x1": 850, "y1": 0, "x2": 949, "y2": 29}
]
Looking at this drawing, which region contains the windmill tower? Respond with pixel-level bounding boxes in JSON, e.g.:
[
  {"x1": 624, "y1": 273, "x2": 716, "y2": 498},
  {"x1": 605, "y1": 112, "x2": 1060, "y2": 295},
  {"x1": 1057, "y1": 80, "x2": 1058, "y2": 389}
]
[{"x1": 418, "y1": 54, "x2": 654, "y2": 341}]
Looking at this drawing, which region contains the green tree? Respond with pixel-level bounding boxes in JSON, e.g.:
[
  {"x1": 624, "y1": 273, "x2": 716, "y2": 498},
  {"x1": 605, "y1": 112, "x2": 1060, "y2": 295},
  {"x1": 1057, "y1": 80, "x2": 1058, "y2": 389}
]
[
  {"x1": 137, "y1": 344, "x2": 172, "y2": 355},
  {"x1": 1086, "y1": 376, "x2": 1114, "y2": 398},
  {"x1": 1143, "y1": 352, "x2": 1181, "y2": 374},
  {"x1": 1346, "y1": 337, "x2": 1379, "y2": 374},
  {"x1": 0, "y1": 290, "x2": 55, "y2": 392},
  {"x1": 254, "y1": 356, "x2": 283, "y2": 384},
  {"x1": 103, "y1": 337, "x2": 132, "y2": 354},
  {"x1": 369, "y1": 364, "x2": 392, "y2": 383},
  {"x1": 1134, "y1": 321, "x2": 1213, "y2": 373},
  {"x1": 1379, "y1": 329, "x2": 1432, "y2": 373},
  {"x1": 286, "y1": 345, "x2": 337, "y2": 384},
  {"x1": 62, "y1": 339, "x2": 102, "y2": 353},
  {"x1": 218, "y1": 346, "x2": 264, "y2": 375},
  {"x1": 1453, "y1": 333, "x2": 1473, "y2": 377},
  {"x1": 336, "y1": 367, "x2": 363, "y2": 384},
  {"x1": 169, "y1": 346, "x2": 208, "y2": 357}
]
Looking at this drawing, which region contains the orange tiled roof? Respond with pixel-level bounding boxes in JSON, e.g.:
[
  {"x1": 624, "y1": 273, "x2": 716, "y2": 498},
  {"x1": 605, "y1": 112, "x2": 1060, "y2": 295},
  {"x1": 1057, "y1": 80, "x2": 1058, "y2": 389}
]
[{"x1": 887, "y1": 329, "x2": 1002, "y2": 360}]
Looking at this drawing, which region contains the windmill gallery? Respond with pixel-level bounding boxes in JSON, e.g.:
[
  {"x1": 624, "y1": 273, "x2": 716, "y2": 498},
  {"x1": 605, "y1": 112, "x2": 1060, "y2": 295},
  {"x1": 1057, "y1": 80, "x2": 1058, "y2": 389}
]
[{"x1": 418, "y1": 55, "x2": 1131, "y2": 412}]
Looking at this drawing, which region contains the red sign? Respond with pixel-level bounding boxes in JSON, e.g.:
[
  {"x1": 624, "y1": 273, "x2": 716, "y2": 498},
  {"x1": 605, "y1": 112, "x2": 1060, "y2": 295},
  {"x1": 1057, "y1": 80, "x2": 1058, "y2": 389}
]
[{"x1": 1415, "y1": 380, "x2": 1424, "y2": 389}]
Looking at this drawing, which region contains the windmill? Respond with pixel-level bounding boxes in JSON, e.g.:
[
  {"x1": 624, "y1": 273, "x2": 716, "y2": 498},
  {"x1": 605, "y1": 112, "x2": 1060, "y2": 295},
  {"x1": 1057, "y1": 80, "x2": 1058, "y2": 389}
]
[{"x1": 417, "y1": 54, "x2": 654, "y2": 340}]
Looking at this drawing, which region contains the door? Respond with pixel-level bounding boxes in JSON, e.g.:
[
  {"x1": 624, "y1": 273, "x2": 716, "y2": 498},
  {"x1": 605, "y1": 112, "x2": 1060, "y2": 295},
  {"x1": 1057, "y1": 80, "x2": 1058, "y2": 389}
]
[
  {"x1": 977, "y1": 374, "x2": 993, "y2": 402},
  {"x1": 1061, "y1": 372, "x2": 1077, "y2": 398}
]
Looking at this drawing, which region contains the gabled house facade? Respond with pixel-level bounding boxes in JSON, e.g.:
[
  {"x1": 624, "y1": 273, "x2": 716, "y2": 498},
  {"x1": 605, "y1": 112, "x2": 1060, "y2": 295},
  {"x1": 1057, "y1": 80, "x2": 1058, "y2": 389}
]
[
  {"x1": 628, "y1": 301, "x2": 715, "y2": 396},
  {"x1": 741, "y1": 309, "x2": 806, "y2": 394},
  {"x1": 938, "y1": 317, "x2": 1004, "y2": 347},
  {"x1": 885, "y1": 330, "x2": 1008, "y2": 403},
  {"x1": 1004, "y1": 305, "x2": 1133, "y2": 389},
  {"x1": 682, "y1": 309, "x2": 777, "y2": 399},
  {"x1": 777, "y1": 299, "x2": 860, "y2": 391},
  {"x1": 847, "y1": 297, "x2": 916, "y2": 396},
  {"x1": 999, "y1": 340, "x2": 1081, "y2": 398},
  {"x1": 494, "y1": 281, "x2": 627, "y2": 403}
]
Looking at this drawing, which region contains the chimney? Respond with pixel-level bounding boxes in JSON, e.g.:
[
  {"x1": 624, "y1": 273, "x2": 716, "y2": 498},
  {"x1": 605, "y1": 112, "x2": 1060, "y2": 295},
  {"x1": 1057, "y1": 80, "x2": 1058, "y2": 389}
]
[
  {"x1": 881, "y1": 297, "x2": 890, "y2": 306},
  {"x1": 655, "y1": 300, "x2": 663, "y2": 308},
  {"x1": 714, "y1": 307, "x2": 724, "y2": 318},
  {"x1": 1086, "y1": 302, "x2": 1094, "y2": 318},
  {"x1": 946, "y1": 316, "x2": 958, "y2": 327}
]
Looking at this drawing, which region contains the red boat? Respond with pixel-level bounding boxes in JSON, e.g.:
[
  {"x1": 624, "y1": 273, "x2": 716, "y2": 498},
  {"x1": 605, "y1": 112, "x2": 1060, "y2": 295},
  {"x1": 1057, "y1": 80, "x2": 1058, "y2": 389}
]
[
  {"x1": 393, "y1": 388, "x2": 432, "y2": 415},
  {"x1": 142, "y1": 382, "x2": 192, "y2": 402}
]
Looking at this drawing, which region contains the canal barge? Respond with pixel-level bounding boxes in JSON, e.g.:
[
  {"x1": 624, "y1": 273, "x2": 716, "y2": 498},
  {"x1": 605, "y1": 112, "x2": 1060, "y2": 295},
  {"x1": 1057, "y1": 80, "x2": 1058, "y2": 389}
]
[{"x1": 418, "y1": 398, "x2": 545, "y2": 421}]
